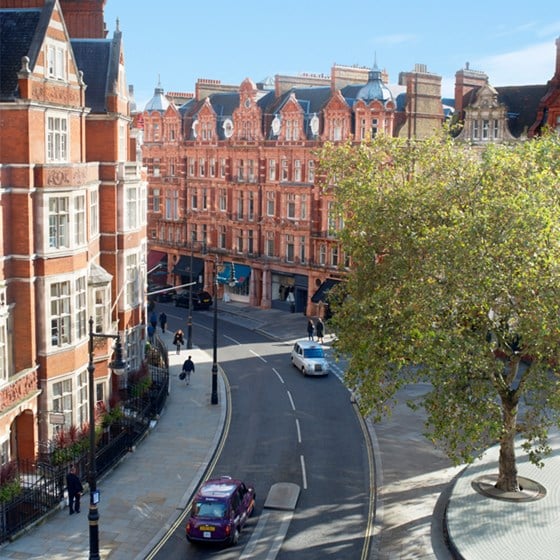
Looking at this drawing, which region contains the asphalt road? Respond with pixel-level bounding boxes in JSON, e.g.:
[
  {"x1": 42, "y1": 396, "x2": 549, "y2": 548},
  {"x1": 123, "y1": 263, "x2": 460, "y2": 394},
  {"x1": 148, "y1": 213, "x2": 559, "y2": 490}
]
[{"x1": 155, "y1": 306, "x2": 373, "y2": 559}]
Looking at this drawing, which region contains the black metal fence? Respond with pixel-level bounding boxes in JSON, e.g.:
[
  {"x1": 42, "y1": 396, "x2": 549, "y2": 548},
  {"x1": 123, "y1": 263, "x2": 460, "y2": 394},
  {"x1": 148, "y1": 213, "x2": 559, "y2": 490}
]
[
  {"x1": 0, "y1": 350, "x2": 169, "y2": 545},
  {"x1": 0, "y1": 460, "x2": 64, "y2": 544}
]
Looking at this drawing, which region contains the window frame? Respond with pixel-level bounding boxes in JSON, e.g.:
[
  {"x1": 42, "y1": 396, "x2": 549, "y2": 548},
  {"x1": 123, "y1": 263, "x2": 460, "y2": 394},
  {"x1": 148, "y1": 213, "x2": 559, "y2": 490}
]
[
  {"x1": 46, "y1": 112, "x2": 69, "y2": 163},
  {"x1": 46, "y1": 40, "x2": 67, "y2": 81}
]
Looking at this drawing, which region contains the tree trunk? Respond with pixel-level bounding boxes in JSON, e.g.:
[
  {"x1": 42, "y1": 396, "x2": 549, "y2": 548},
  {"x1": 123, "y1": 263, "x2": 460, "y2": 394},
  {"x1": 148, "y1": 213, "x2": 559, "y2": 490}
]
[{"x1": 495, "y1": 393, "x2": 519, "y2": 492}]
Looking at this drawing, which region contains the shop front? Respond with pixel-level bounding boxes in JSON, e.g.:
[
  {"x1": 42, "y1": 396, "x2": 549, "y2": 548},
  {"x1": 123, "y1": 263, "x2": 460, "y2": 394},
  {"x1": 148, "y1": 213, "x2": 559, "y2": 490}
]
[
  {"x1": 271, "y1": 272, "x2": 308, "y2": 313},
  {"x1": 218, "y1": 263, "x2": 251, "y2": 303},
  {"x1": 172, "y1": 255, "x2": 205, "y2": 291},
  {"x1": 147, "y1": 250, "x2": 168, "y2": 285}
]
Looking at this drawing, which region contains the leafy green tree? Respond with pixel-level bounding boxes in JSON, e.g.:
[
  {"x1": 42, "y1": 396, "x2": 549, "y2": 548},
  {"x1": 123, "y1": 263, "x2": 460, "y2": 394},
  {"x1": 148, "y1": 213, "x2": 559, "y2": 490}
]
[{"x1": 319, "y1": 132, "x2": 560, "y2": 492}]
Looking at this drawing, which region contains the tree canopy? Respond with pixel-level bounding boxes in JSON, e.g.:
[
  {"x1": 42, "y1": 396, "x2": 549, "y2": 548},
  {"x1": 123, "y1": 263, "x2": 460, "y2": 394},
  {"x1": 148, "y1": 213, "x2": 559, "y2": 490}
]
[{"x1": 319, "y1": 132, "x2": 560, "y2": 490}]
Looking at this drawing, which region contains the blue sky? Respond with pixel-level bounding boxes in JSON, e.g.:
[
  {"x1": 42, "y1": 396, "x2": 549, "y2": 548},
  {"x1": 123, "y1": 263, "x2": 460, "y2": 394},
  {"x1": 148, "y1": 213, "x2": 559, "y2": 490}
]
[{"x1": 104, "y1": 1, "x2": 560, "y2": 110}]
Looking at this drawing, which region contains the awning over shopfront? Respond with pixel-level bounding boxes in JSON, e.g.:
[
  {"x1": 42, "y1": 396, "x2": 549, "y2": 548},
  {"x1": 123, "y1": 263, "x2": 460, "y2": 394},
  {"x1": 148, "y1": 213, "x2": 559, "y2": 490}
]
[
  {"x1": 172, "y1": 256, "x2": 204, "y2": 280},
  {"x1": 311, "y1": 278, "x2": 340, "y2": 303},
  {"x1": 218, "y1": 263, "x2": 251, "y2": 285},
  {"x1": 147, "y1": 250, "x2": 167, "y2": 273}
]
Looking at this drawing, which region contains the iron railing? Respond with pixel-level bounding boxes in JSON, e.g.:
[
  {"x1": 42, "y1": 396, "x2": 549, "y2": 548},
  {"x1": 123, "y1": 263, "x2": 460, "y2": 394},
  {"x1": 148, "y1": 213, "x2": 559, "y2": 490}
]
[{"x1": 0, "y1": 356, "x2": 169, "y2": 545}]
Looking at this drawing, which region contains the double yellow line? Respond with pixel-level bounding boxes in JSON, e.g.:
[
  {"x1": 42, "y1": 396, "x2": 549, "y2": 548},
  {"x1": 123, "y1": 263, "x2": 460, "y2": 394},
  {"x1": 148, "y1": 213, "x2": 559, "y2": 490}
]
[{"x1": 144, "y1": 372, "x2": 232, "y2": 559}]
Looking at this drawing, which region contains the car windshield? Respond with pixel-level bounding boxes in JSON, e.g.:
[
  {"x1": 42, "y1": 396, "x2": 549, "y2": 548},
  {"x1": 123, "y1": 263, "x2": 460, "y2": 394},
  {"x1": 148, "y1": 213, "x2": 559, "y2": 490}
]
[
  {"x1": 194, "y1": 500, "x2": 227, "y2": 518},
  {"x1": 303, "y1": 348, "x2": 324, "y2": 359}
]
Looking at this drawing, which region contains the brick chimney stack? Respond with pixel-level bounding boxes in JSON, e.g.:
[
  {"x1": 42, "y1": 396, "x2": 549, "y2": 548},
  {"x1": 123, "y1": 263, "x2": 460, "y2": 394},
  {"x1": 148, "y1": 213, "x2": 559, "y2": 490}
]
[
  {"x1": 59, "y1": 0, "x2": 108, "y2": 38},
  {"x1": 454, "y1": 63, "x2": 488, "y2": 115}
]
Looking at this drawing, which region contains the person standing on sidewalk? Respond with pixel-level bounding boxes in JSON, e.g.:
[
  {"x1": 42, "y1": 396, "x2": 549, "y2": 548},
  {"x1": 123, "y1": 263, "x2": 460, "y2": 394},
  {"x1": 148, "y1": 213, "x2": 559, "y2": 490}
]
[
  {"x1": 307, "y1": 319, "x2": 315, "y2": 341},
  {"x1": 181, "y1": 355, "x2": 195, "y2": 385},
  {"x1": 66, "y1": 466, "x2": 83, "y2": 515},
  {"x1": 316, "y1": 317, "x2": 325, "y2": 343},
  {"x1": 159, "y1": 311, "x2": 167, "y2": 333}
]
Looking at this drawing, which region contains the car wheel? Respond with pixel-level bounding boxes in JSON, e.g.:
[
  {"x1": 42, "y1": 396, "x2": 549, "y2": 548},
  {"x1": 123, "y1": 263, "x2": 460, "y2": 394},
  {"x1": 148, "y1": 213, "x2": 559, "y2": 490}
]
[{"x1": 230, "y1": 526, "x2": 240, "y2": 546}]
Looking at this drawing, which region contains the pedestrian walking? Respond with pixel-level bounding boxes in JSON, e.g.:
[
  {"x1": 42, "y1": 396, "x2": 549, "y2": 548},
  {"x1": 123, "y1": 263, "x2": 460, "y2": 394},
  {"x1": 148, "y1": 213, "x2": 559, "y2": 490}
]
[
  {"x1": 180, "y1": 355, "x2": 195, "y2": 385},
  {"x1": 159, "y1": 311, "x2": 167, "y2": 333},
  {"x1": 66, "y1": 466, "x2": 83, "y2": 515},
  {"x1": 307, "y1": 319, "x2": 315, "y2": 341},
  {"x1": 147, "y1": 323, "x2": 155, "y2": 343},
  {"x1": 316, "y1": 317, "x2": 325, "y2": 343},
  {"x1": 173, "y1": 329, "x2": 184, "y2": 354},
  {"x1": 149, "y1": 311, "x2": 158, "y2": 330}
]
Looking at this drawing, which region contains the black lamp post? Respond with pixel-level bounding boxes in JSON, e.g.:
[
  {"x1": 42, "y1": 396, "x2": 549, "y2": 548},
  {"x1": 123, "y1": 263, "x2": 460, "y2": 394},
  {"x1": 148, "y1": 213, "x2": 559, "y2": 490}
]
[
  {"x1": 87, "y1": 317, "x2": 126, "y2": 560},
  {"x1": 211, "y1": 258, "x2": 219, "y2": 405},
  {"x1": 186, "y1": 236, "x2": 194, "y2": 350}
]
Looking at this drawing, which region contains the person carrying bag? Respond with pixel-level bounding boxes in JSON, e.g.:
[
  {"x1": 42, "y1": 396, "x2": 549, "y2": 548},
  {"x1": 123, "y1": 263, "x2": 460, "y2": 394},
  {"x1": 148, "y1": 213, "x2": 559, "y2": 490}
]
[{"x1": 180, "y1": 355, "x2": 195, "y2": 385}]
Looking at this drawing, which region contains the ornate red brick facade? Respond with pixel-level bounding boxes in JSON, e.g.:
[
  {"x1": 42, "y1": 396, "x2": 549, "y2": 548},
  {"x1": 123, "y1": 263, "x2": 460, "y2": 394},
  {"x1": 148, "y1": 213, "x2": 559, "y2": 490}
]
[{"x1": 0, "y1": 0, "x2": 146, "y2": 463}]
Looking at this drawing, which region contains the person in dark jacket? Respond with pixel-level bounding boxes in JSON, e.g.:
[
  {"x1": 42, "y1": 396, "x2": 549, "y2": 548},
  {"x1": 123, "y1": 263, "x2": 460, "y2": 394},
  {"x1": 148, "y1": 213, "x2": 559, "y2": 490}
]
[
  {"x1": 159, "y1": 312, "x2": 167, "y2": 333},
  {"x1": 316, "y1": 317, "x2": 325, "y2": 343},
  {"x1": 307, "y1": 319, "x2": 315, "y2": 341},
  {"x1": 149, "y1": 311, "x2": 158, "y2": 330},
  {"x1": 181, "y1": 355, "x2": 195, "y2": 385},
  {"x1": 66, "y1": 466, "x2": 83, "y2": 515}
]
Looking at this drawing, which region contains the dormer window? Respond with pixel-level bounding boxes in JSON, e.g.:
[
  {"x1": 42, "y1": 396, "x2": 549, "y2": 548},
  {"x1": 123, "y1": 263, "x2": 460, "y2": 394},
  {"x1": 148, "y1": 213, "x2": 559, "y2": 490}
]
[{"x1": 46, "y1": 40, "x2": 67, "y2": 81}]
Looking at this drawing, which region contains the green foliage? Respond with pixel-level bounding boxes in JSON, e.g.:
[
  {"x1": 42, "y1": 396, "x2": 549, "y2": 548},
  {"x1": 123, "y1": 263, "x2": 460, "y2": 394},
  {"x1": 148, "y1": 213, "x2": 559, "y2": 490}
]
[
  {"x1": 49, "y1": 424, "x2": 90, "y2": 465},
  {"x1": 0, "y1": 461, "x2": 21, "y2": 502},
  {"x1": 319, "y1": 132, "x2": 560, "y2": 478},
  {"x1": 0, "y1": 479, "x2": 22, "y2": 503},
  {"x1": 102, "y1": 405, "x2": 124, "y2": 428},
  {"x1": 130, "y1": 376, "x2": 152, "y2": 398}
]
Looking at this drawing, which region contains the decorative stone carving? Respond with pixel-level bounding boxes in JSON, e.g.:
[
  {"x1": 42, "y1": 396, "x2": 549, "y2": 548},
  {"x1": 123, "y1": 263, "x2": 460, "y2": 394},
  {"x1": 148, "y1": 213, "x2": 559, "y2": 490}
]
[{"x1": 0, "y1": 370, "x2": 38, "y2": 412}]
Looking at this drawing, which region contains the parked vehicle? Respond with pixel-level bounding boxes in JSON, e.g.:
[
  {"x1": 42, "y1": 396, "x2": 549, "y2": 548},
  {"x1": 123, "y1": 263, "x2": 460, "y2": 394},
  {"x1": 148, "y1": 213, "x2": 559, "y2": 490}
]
[
  {"x1": 186, "y1": 476, "x2": 256, "y2": 545},
  {"x1": 290, "y1": 340, "x2": 330, "y2": 376},
  {"x1": 148, "y1": 283, "x2": 176, "y2": 303},
  {"x1": 175, "y1": 290, "x2": 213, "y2": 310}
]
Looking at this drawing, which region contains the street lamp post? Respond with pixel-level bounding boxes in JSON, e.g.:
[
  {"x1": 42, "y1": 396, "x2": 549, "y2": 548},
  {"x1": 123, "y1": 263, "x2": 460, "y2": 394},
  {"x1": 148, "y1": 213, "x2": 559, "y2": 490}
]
[
  {"x1": 186, "y1": 237, "x2": 194, "y2": 350},
  {"x1": 211, "y1": 258, "x2": 219, "y2": 405},
  {"x1": 87, "y1": 317, "x2": 126, "y2": 560}
]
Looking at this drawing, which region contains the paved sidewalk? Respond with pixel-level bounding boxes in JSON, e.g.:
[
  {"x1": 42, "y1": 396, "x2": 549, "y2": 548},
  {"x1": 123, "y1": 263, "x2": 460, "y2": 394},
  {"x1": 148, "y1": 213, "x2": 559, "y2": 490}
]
[
  {"x1": 2, "y1": 301, "x2": 559, "y2": 559},
  {"x1": 0, "y1": 334, "x2": 226, "y2": 560},
  {"x1": 446, "y1": 429, "x2": 560, "y2": 560}
]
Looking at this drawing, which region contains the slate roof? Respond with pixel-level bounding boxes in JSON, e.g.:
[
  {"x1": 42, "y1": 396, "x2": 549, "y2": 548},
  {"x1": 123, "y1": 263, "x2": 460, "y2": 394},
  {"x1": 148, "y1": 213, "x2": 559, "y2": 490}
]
[
  {"x1": 356, "y1": 66, "x2": 393, "y2": 103},
  {"x1": 268, "y1": 87, "x2": 332, "y2": 116},
  {"x1": 342, "y1": 83, "x2": 407, "y2": 110},
  {"x1": 71, "y1": 39, "x2": 112, "y2": 112},
  {"x1": 497, "y1": 84, "x2": 548, "y2": 137},
  {"x1": 144, "y1": 85, "x2": 170, "y2": 112},
  {"x1": 459, "y1": 84, "x2": 548, "y2": 138},
  {"x1": 0, "y1": 9, "x2": 42, "y2": 100}
]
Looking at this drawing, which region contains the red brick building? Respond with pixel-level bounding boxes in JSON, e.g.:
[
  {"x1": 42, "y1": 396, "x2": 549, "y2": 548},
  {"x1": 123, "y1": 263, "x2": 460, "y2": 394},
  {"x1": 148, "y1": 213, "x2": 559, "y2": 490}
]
[
  {"x1": 0, "y1": 0, "x2": 146, "y2": 464},
  {"x1": 141, "y1": 63, "x2": 444, "y2": 316},
  {"x1": 141, "y1": 38, "x2": 560, "y2": 319}
]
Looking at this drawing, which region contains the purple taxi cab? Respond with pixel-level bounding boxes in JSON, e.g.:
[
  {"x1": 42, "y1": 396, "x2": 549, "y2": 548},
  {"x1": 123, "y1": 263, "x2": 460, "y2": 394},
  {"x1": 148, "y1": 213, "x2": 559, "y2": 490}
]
[{"x1": 185, "y1": 476, "x2": 256, "y2": 546}]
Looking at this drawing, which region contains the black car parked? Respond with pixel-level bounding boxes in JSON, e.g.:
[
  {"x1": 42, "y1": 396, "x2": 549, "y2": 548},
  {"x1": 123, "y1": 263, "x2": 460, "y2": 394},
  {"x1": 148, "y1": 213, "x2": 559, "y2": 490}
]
[
  {"x1": 148, "y1": 284, "x2": 176, "y2": 303},
  {"x1": 175, "y1": 291, "x2": 213, "y2": 310}
]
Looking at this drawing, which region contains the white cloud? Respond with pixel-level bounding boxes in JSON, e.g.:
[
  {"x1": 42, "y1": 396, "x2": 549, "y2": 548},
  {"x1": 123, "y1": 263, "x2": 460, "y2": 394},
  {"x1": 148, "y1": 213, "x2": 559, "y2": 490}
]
[{"x1": 475, "y1": 41, "x2": 556, "y2": 86}]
